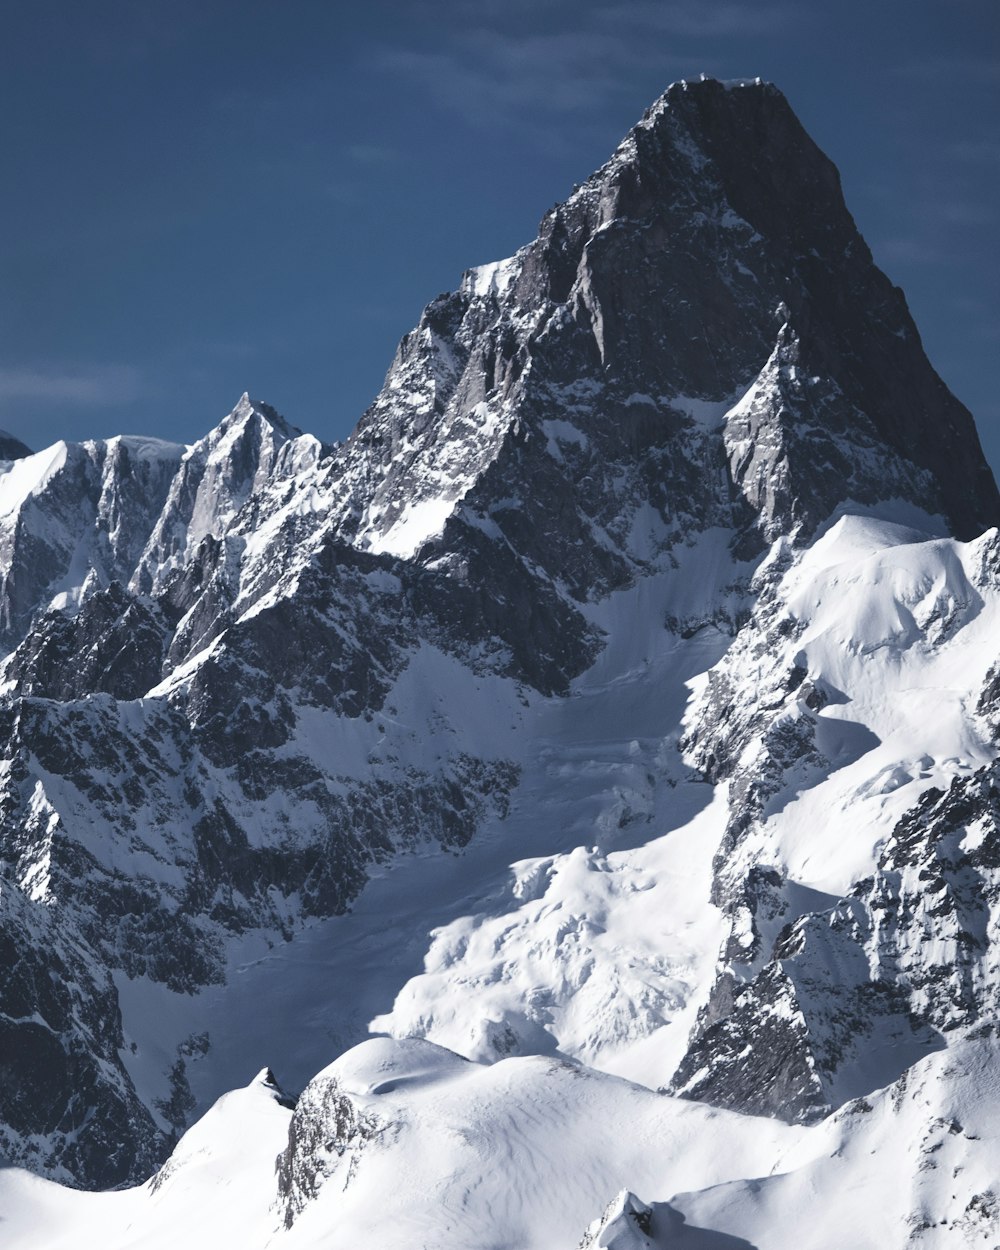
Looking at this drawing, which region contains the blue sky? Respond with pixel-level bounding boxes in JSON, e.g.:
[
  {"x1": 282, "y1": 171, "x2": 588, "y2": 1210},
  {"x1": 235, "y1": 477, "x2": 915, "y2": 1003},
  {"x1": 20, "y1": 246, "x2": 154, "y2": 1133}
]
[{"x1": 2, "y1": 1, "x2": 998, "y2": 472}]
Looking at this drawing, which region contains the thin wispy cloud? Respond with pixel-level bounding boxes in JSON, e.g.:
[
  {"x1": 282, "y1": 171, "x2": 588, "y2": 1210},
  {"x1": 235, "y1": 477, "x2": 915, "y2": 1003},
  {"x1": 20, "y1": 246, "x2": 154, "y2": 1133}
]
[
  {"x1": 409, "y1": 0, "x2": 794, "y2": 36},
  {"x1": 593, "y1": 1, "x2": 799, "y2": 37},
  {"x1": 0, "y1": 365, "x2": 144, "y2": 406},
  {"x1": 373, "y1": 32, "x2": 701, "y2": 139},
  {"x1": 369, "y1": 1, "x2": 799, "y2": 145}
]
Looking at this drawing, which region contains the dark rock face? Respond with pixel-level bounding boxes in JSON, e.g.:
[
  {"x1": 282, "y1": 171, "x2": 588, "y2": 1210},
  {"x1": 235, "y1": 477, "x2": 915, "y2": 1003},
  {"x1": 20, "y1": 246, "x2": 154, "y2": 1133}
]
[
  {"x1": 276, "y1": 1075, "x2": 384, "y2": 1228},
  {"x1": 860, "y1": 768, "x2": 1000, "y2": 1029},
  {"x1": 310, "y1": 81, "x2": 996, "y2": 624},
  {"x1": 5, "y1": 582, "x2": 170, "y2": 701},
  {"x1": 671, "y1": 761, "x2": 1000, "y2": 1123},
  {"x1": 0, "y1": 79, "x2": 996, "y2": 1188},
  {"x1": 669, "y1": 962, "x2": 831, "y2": 1123},
  {"x1": 0, "y1": 881, "x2": 164, "y2": 1186},
  {"x1": 0, "y1": 430, "x2": 32, "y2": 461},
  {"x1": 656, "y1": 81, "x2": 998, "y2": 542}
]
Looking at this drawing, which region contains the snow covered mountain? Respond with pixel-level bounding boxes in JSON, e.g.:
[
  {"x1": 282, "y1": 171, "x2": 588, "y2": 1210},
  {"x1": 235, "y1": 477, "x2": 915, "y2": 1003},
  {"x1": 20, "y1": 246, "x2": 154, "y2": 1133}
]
[{"x1": 2, "y1": 77, "x2": 1000, "y2": 1247}]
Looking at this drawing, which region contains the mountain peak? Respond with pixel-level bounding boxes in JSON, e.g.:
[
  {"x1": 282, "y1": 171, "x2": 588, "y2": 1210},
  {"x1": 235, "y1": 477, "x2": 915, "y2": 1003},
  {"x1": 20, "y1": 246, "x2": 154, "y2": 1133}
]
[
  {"x1": 648, "y1": 73, "x2": 778, "y2": 111},
  {"x1": 225, "y1": 392, "x2": 301, "y2": 441},
  {"x1": 0, "y1": 429, "x2": 33, "y2": 461},
  {"x1": 3, "y1": 81, "x2": 1000, "y2": 1228},
  {"x1": 337, "y1": 75, "x2": 997, "y2": 574}
]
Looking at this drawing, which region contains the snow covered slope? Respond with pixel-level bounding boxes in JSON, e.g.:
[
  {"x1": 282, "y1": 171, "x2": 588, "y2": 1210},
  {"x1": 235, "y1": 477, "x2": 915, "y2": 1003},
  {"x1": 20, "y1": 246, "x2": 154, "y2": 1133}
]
[
  {"x1": 1, "y1": 75, "x2": 999, "y2": 1248},
  {"x1": 4, "y1": 1033, "x2": 998, "y2": 1249}
]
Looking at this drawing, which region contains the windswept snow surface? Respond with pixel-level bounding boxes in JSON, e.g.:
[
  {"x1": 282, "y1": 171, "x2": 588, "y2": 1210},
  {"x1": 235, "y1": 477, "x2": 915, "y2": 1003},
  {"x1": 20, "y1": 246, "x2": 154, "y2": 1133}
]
[
  {"x1": 0, "y1": 1040, "x2": 812, "y2": 1250},
  {"x1": 5, "y1": 1034, "x2": 999, "y2": 1249}
]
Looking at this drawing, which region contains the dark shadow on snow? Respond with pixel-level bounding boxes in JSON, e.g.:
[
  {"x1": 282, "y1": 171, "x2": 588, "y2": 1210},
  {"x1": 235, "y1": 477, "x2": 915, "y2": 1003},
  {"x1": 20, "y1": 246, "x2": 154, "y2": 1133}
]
[{"x1": 652, "y1": 1202, "x2": 758, "y2": 1248}]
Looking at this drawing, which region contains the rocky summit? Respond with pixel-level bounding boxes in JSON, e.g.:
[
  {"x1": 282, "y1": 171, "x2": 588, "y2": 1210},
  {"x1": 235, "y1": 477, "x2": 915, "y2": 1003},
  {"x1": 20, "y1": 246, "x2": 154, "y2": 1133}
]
[{"x1": 1, "y1": 78, "x2": 999, "y2": 1249}]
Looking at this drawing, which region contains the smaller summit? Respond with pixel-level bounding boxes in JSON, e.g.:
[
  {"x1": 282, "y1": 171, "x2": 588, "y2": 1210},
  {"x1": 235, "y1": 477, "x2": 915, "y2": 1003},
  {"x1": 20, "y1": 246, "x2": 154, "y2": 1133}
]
[
  {"x1": 129, "y1": 392, "x2": 308, "y2": 597},
  {"x1": 221, "y1": 392, "x2": 303, "y2": 443},
  {"x1": 0, "y1": 429, "x2": 32, "y2": 461}
]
